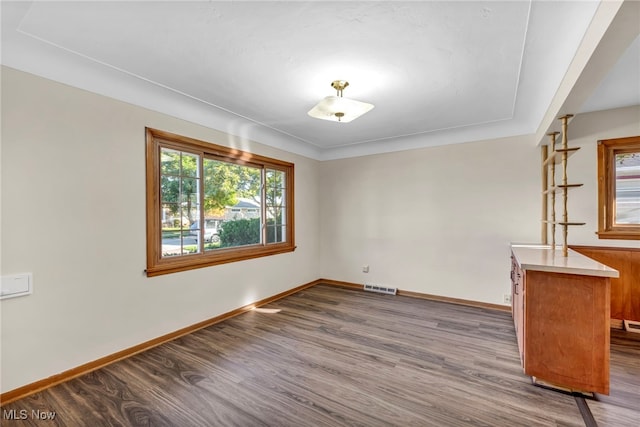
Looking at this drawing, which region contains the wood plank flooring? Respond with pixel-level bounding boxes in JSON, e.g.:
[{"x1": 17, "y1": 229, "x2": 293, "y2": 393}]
[
  {"x1": 2, "y1": 284, "x2": 639, "y2": 426},
  {"x1": 589, "y1": 329, "x2": 640, "y2": 427}
]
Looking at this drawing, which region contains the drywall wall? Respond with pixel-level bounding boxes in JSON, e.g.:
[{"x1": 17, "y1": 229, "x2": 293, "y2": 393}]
[
  {"x1": 319, "y1": 105, "x2": 640, "y2": 304},
  {"x1": 319, "y1": 133, "x2": 541, "y2": 304},
  {"x1": 0, "y1": 67, "x2": 321, "y2": 393}
]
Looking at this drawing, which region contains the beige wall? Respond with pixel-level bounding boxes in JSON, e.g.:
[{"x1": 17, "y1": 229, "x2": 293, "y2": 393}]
[
  {"x1": 319, "y1": 105, "x2": 640, "y2": 304},
  {"x1": 0, "y1": 67, "x2": 321, "y2": 393},
  {"x1": 319, "y1": 134, "x2": 541, "y2": 304}
]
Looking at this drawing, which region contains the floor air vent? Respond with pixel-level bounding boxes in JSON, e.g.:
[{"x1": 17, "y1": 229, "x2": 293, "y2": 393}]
[{"x1": 364, "y1": 284, "x2": 397, "y2": 295}]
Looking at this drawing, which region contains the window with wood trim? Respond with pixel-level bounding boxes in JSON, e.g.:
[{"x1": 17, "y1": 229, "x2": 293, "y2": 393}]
[
  {"x1": 145, "y1": 128, "x2": 295, "y2": 276},
  {"x1": 597, "y1": 135, "x2": 640, "y2": 240}
]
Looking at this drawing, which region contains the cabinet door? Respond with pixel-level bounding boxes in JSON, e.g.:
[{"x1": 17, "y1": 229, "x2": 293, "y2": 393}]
[
  {"x1": 511, "y1": 254, "x2": 525, "y2": 364},
  {"x1": 572, "y1": 246, "x2": 640, "y2": 322},
  {"x1": 511, "y1": 255, "x2": 517, "y2": 316},
  {"x1": 524, "y1": 270, "x2": 610, "y2": 394},
  {"x1": 515, "y1": 267, "x2": 525, "y2": 361}
]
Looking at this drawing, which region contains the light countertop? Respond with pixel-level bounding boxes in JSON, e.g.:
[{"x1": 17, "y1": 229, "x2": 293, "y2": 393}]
[{"x1": 511, "y1": 244, "x2": 619, "y2": 278}]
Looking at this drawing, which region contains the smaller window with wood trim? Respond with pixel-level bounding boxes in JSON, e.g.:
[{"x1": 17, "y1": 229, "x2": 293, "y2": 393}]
[
  {"x1": 146, "y1": 128, "x2": 295, "y2": 276},
  {"x1": 597, "y1": 136, "x2": 640, "y2": 240}
]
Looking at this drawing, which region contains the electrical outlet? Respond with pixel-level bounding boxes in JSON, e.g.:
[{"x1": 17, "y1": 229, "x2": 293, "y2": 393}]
[
  {"x1": 362, "y1": 265, "x2": 369, "y2": 273},
  {"x1": 503, "y1": 293, "x2": 512, "y2": 304}
]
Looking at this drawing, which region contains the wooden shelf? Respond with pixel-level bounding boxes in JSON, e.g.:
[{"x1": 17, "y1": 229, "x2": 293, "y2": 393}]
[
  {"x1": 557, "y1": 183, "x2": 583, "y2": 189},
  {"x1": 543, "y1": 147, "x2": 580, "y2": 166},
  {"x1": 544, "y1": 221, "x2": 586, "y2": 226},
  {"x1": 541, "y1": 115, "x2": 584, "y2": 257},
  {"x1": 543, "y1": 183, "x2": 583, "y2": 194}
]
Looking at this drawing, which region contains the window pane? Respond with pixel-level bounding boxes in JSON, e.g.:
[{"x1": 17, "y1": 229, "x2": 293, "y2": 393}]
[
  {"x1": 181, "y1": 178, "x2": 199, "y2": 218},
  {"x1": 267, "y1": 224, "x2": 286, "y2": 243},
  {"x1": 181, "y1": 152, "x2": 199, "y2": 177},
  {"x1": 161, "y1": 203, "x2": 199, "y2": 256},
  {"x1": 268, "y1": 186, "x2": 284, "y2": 207},
  {"x1": 160, "y1": 148, "x2": 180, "y2": 175},
  {"x1": 266, "y1": 168, "x2": 286, "y2": 244},
  {"x1": 161, "y1": 203, "x2": 181, "y2": 257},
  {"x1": 161, "y1": 176, "x2": 179, "y2": 203},
  {"x1": 160, "y1": 148, "x2": 201, "y2": 258},
  {"x1": 203, "y1": 158, "x2": 261, "y2": 250},
  {"x1": 615, "y1": 152, "x2": 640, "y2": 225}
]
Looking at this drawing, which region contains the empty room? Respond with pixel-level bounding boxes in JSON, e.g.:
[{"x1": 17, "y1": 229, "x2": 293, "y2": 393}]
[{"x1": 1, "y1": 1, "x2": 639, "y2": 426}]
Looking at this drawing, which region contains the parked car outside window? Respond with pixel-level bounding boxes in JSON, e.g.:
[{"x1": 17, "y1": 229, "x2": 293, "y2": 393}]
[{"x1": 190, "y1": 219, "x2": 222, "y2": 243}]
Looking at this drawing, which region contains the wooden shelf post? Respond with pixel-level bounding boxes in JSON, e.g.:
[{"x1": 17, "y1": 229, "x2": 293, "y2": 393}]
[{"x1": 541, "y1": 115, "x2": 584, "y2": 257}]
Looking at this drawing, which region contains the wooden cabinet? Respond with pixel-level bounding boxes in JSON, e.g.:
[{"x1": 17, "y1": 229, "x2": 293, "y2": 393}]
[
  {"x1": 510, "y1": 248, "x2": 612, "y2": 395},
  {"x1": 571, "y1": 246, "x2": 640, "y2": 322}
]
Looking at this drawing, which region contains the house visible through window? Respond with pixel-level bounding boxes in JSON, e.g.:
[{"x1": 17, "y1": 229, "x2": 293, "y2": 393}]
[
  {"x1": 597, "y1": 136, "x2": 640, "y2": 240},
  {"x1": 146, "y1": 128, "x2": 295, "y2": 276}
]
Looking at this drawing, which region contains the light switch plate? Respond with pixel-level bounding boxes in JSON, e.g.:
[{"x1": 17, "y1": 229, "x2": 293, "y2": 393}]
[{"x1": 0, "y1": 273, "x2": 32, "y2": 299}]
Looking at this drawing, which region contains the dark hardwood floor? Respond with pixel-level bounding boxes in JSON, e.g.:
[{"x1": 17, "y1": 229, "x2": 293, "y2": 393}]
[{"x1": 2, "y1": 284, "x2": 639, "y2": 426}]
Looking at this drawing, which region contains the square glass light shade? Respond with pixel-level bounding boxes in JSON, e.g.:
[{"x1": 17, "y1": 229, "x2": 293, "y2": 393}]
[{"x1": 307, "y1": 96, "x2": 374, "y2": 123}]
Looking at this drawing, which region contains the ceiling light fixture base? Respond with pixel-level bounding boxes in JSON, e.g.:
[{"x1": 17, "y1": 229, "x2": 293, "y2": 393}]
[
  {"x1": 331, "y1": 80, "x2": 349, "y2": 96},
  {"x1": 308, "y1": 80, "x2": 374, "y2": 123}
]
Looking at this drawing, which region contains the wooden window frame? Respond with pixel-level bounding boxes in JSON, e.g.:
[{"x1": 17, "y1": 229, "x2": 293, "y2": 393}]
[
  {"x1": 597, "y1": 135, "x2": 640, "y2": 240},
  {"x1": 145, "y1": 128, "x2": 295, "y2": 276}
]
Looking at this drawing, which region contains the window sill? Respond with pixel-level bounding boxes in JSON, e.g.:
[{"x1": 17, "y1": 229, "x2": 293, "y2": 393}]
[
  {"x1": 597, "y1": 230, "x2": 640, "y2": 240},
  {"x1": 146, "y1": 244, "x2": 296, "y2": 277}
]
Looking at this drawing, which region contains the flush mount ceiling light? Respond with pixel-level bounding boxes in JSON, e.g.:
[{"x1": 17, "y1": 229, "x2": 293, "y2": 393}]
[{"x1": 307, "y1": 80, "x2": 374, "y2": 123}]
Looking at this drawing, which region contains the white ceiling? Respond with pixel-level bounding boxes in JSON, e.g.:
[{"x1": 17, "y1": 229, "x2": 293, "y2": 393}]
[{"x1": 2, "y1": 1, "x2": 638, "y2": 160}]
